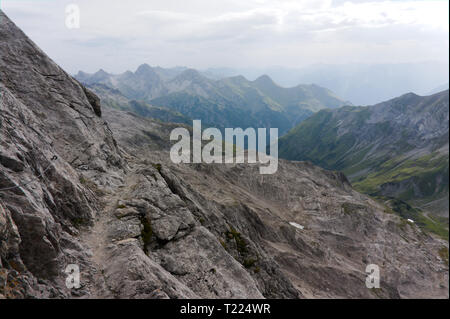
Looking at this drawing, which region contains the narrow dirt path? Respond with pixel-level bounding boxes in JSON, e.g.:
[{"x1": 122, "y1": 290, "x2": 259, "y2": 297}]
[
  {"x1": 79, "y1": 164, "x2": 142, "y2": 298},
  {"x1": 81, "y1": 190, "x2": 122, "y2": 298}
]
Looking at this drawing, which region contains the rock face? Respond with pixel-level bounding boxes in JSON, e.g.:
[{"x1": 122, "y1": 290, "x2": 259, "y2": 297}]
[
  {"x1": 0, "y1": 10, "x2": 124, "y2": 298},
  {"x1": 0, "y1": 11, "x2": 448, "y2": 299}
]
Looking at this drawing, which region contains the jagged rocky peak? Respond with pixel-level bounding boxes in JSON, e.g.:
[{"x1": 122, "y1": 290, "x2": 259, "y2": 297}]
[
  {"x1": 74, "y1": 69, "x2": 111, "y2": 86},
  {"x1": 93, "y1": 68, "x2": 110, "y2": 77},
  {"x1": 398, "y1": 92, "x2": 420, "y2": 99},
  {"x1": 135, "y1": 63, "x2": 156, "y2": 76}
]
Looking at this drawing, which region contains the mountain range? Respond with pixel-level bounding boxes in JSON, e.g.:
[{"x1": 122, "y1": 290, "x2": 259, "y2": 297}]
[
  {"x1": 75, "y1": 65, "x2": 349, "y2": 135},
  {"x1": 205, "y1": 63, "x2": 449, "y2": 105}
]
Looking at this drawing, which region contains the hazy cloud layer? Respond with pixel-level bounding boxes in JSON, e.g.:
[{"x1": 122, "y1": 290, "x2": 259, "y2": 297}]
[{"x1": 1, "y1": 0, "x2": 448, "y2": 74}]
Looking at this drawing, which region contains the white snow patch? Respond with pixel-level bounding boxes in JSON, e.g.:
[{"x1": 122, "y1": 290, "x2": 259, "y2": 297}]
[
  {"x1": 289, "y1": 222, "x2": 304, "y2": 230},
  {"x1": 407, "y1": 219, "x2": 414, "y2": 223}
]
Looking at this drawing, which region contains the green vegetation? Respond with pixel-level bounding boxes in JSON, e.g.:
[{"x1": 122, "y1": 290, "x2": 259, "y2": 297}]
[
  {"x1": 152, "y1": 163, "x2": 162, "y2": 173},
  {"x1": 223, "y1": 226, "x2": 260, "y2": 271},
  {"x1": 243, "y1": 258, "x2": 257, "y2": 269},
  {"x1": 369, "y1": 287, "x2": 385, "y2": 299},
  {"x1": 278, "y1": 92, "x2": 449, "y2": 222},
  {"x1": 226, "y1": 227, "x2": 248, "y2": 255},
  {"x1": 438, "y1": 247, "x2": 449, "y2": 266},
  {"x1": 354, "y1": 153, "x2": 449, "y2": 200},
  {"x1": 341, "y1": 202, "x2": 366, "y2": 215},
  {"x1": 378, "y1": 196, "x2": 448, "y2": 240},
  {"x1": 71, "y1": 217, "x2": 89, "y2": 228},
  {"x1": 219, "y1": 239, "x2": 227, "y2": 250},
  {"x1": 141, "y1": 216, "x2": 153, "y2": 254},
  {"x1": 278, "y1": 108, "x2": 372, "y2": 170}
]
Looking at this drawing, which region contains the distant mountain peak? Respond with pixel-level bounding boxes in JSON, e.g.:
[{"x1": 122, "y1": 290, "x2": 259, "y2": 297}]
[
  {"x1": 254, "y1": 74, "x2": 276, "y2": 86},
  {"x1": 399, "y1": 92, "x2": 419, "y2": 98},
  {"x1": 180, "y1": 68, "x2": 202, "y2": 77},
  {"x1": 96, "y1": 68, "x2": 109, "y2": 76},
  {"x1": 172, "y1": 68, "x2": 206, "y2": 82},
  {"x1": 87, "y1": 69, "x2": 111, "y2": 83},
  {"x1": 135, "y1": 63, "x2": 156, "y2": 76},
  {"x1": 229, "y1": 75, "x2": 248, "y2": 82},
  {"x1": 76, "y1": 70, "x2": 89, "y2": 77}
]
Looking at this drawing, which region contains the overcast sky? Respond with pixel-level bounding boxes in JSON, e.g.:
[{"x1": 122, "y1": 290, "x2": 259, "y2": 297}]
[{"x1": 2, "y1": 0, "x2": 449, "y2": 74}]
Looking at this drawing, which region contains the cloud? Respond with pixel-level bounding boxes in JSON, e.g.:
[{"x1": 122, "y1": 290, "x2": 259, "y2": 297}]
[{"x1": 1, "y1": 0, "x2": 448, "y2": 73}]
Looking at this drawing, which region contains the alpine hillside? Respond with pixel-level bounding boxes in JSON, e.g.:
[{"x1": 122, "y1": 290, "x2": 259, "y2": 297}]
[{"x1": 279, "y1": 91, "x2": 449, "y2": 224}]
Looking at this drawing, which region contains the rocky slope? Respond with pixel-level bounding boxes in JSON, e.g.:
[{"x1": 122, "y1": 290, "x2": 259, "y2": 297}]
[
  {"x1": 1, "y1": 11, "x2": 448, "y2": 299},
  {"x1": 279, "y1": 91, "x2": 449, "y2": 220},
  {"x1": 101, "y1": 106, "x2": 449, "y2": 298},
  {"x1": 84, "y1": 83, "x2": 192, "y2": 126},
  {"x1": 0, "y1": 10, "x2": 124, "y2": 297},
  {"x1": 76, "y1": 65, "x2": 349, "y2": 135}
]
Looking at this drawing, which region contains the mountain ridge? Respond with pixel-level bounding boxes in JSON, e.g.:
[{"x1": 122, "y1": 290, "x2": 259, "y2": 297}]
[
  {"x1": 75, "y1": 64, "x2": 350, "y2": 135},
  {"x1": 203, "y1": 63, "x2": 449, "y2": 105},
  {"x1": 279, "y1": 90, "x2": 450, "y2": 219}
]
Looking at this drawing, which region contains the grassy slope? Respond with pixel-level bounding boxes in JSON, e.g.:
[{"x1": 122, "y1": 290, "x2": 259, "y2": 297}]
[
  {"x1": 279, "y1": 107, "x2": 371, "y2": 169},
  {"x1": 279, "y1": 102, "x2": 448, "y2": 207},
  {"x1": 379, "y1": 196, "x2": 448, "y2": 240},
  {"x1": 353, "y1": 152, "x2": 449, "y2": 201},
  {"x1": 278, "y1": 98, "x2": 449, "y2": 238}
]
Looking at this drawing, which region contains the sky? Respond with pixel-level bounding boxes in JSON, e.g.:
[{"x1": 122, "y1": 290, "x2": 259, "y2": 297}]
[{"x1": 1, "y1": 0, "x2": 449, "y2": 74}]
